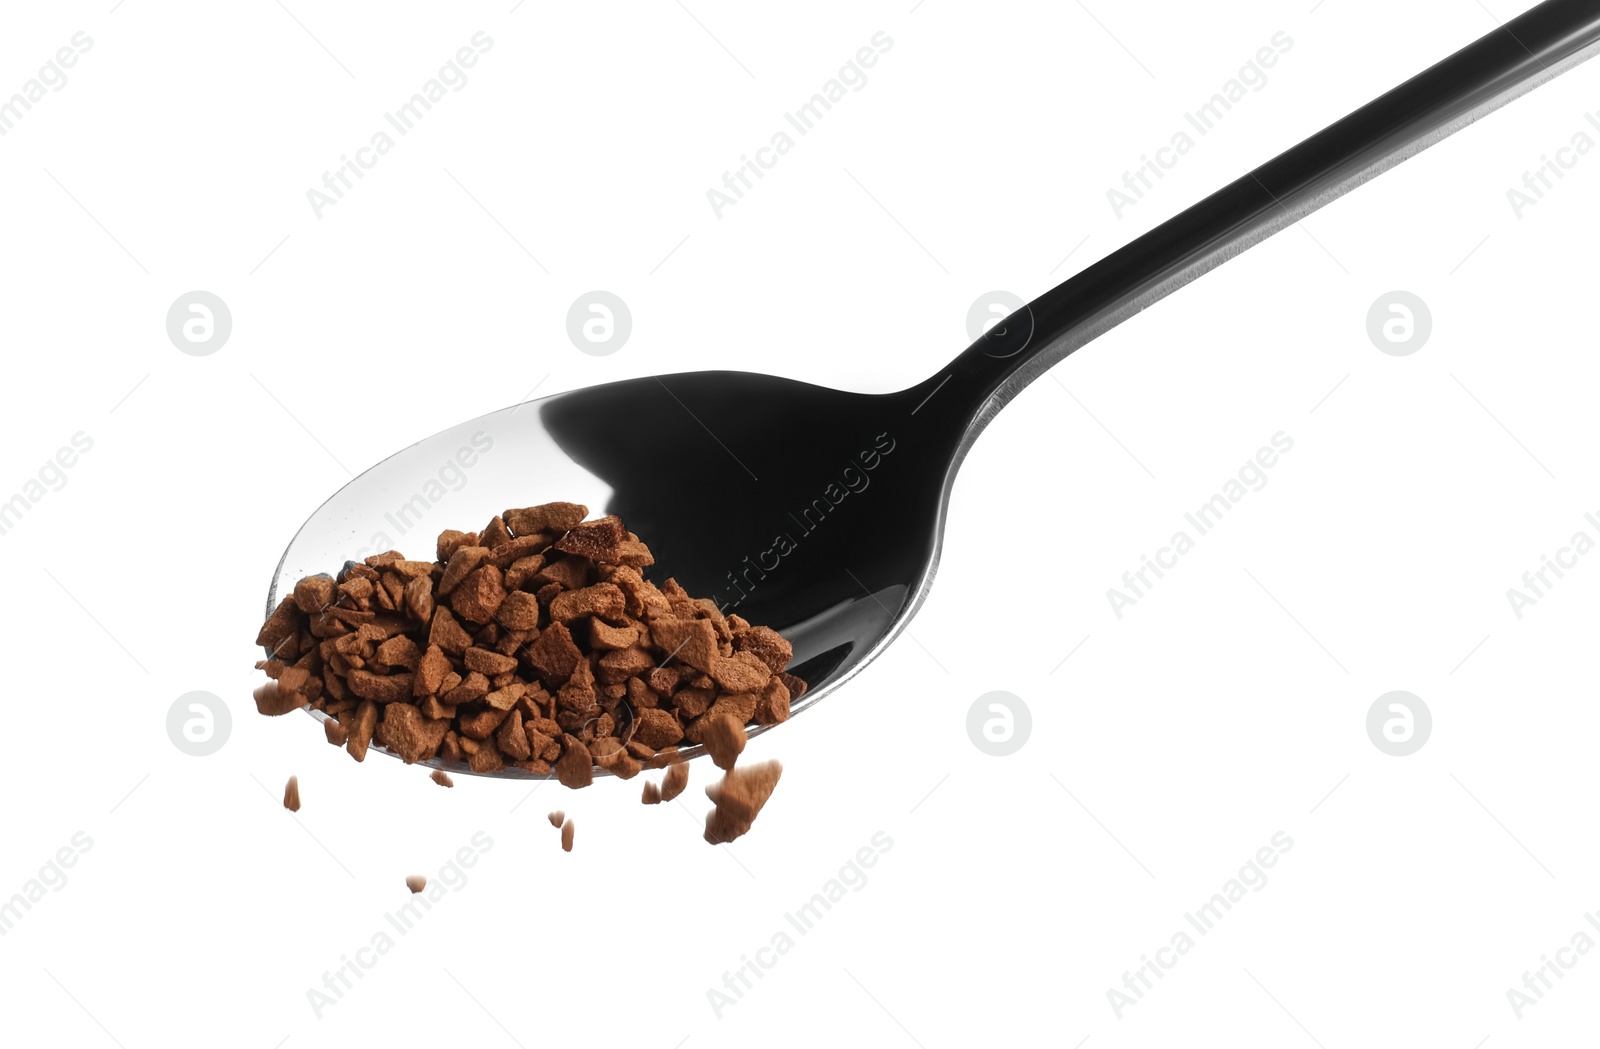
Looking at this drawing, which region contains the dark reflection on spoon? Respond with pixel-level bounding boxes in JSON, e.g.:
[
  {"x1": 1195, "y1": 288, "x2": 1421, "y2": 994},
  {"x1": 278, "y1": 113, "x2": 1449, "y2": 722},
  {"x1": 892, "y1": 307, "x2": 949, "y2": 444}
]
[{"x1": 537, "y1": 373, "x2": 950, "y2": 706}]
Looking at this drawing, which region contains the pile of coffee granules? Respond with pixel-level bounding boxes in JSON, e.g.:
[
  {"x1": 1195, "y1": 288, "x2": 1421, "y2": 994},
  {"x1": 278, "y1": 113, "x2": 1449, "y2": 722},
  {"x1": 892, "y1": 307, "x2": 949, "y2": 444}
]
[{"x1": 254, "y1": 502, "x2": 801, "y2": 843}]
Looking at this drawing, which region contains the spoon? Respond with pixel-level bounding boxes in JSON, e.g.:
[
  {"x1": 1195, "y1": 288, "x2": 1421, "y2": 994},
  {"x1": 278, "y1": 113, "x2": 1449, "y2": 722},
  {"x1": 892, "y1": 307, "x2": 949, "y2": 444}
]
[{"x1": 268, "y1": 0, "x2": 1600, "y2": 776}]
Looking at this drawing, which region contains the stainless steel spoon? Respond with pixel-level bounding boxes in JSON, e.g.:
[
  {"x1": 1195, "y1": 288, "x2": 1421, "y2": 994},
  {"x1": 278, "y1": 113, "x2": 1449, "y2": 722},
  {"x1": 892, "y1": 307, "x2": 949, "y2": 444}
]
[{"x1": 268, "y1": 0, "x2": 1600, "y2": 776}]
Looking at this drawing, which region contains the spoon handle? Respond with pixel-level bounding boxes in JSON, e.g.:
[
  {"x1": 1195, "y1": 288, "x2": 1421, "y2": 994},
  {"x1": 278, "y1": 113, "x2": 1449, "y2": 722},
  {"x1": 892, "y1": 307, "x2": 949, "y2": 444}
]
[{"x1": 920, "y1": 0, "x2": 1600, "y2": 433}]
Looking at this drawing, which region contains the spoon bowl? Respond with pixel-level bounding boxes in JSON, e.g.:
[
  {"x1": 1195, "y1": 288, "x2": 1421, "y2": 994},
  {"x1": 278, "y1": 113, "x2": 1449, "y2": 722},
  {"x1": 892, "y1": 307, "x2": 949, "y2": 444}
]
[{"x1": 267, "y1": 371, "x2": 965, "y2": 773}]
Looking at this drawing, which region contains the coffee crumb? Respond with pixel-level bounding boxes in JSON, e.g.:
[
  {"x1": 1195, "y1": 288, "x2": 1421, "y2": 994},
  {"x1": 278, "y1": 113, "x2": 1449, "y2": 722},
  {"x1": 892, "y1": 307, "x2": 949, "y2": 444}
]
[
  {"x1": 406, "y1": 875, "x2": 426, "y2": 894},
  {"x1": 547, "y1": 810, "x2": 565, "y2": 828},
  {"x1": 704, "y1": 760, "x2": 781, "y2": 844},
  {"x1": 282, "y1": 775, "x2": 301, "y2": 812},
  {"x1": 660, "y1": 762, "x2": 690, "y2": 802},
  {"x1": 701, "y1": 714, "x2": 747, "y2": 770},
  {"x1": 254, "y1": 504, "x2": 808, "y2": 849},
  {"x1": 555, "y1": 735, "x2": 594, "y2": 789},
  {"x1": 560, "y1": 817, "x2": 575, "y2": 852}
]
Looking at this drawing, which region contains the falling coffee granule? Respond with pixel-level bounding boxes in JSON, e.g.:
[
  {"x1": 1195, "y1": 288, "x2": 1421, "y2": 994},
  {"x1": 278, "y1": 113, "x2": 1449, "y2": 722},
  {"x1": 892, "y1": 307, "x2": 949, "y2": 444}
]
[
  {"x1": 641, "y1": 780, "x2": 662, "y2": 805},
  {"x1": 430, "y1": 769, "x2": 453, "y2": 788},
  {"x1": 405, "y1": 875, "x2": 426, "y2": 894},
  {"x1": 253, "y1": 503, "x2": 805, "y2": 794},
  {"x1": 704, "y1": 760, "x2": 782, "y2": 844},
  {"x1": 560, "y1": 817, "x2": 575, "y2": 852},
  {"x1": 547, "y1": 810, "x2": 565, "y2": 829},
  {"x1": 282, "y1": 775, "x2": 301, "y2": 812},
  {"x1": 660, "y1": 762, "x2": 689, "y2": 803},
  {"x1": 702, "y1": 714, "x2": 746, "y2": 770}
]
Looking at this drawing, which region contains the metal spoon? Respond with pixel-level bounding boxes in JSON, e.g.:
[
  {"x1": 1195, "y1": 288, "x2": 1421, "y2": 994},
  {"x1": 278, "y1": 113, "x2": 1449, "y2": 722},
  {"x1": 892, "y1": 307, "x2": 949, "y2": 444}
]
[{"x1": 268, "y1": 0, "x2": 1600, "y2": 776}]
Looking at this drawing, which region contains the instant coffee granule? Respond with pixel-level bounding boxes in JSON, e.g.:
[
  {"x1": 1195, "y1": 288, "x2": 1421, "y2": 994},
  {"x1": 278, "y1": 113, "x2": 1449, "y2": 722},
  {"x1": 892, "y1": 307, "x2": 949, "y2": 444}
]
[
  {"x1": 702, "y1": 714, "x2": 746, "y2": 770},
  {"x1": 661, "y1": 762, "x2": 689, "y2": 803},
  {"x1": 254, "y1": 503, "x2": 803, "y2": 777},
  {"x1": 282, "y1": 776, "x2": 301, "y2": 812},
  {"x1": 254, "y1": 502, "x2": 802, "y2": 845},
  {"x1": 560, "y1": 818, "x2": 575, "y2": 852},
  {"x1": 430, "y1": 770, "x2": 453, "y2": 788},
  {"x1": 405, "y1": 875, "x2": 426, "y2": 894},
  {"x1": 704, "y1": 761, "x2": 782, "y2": 845}
]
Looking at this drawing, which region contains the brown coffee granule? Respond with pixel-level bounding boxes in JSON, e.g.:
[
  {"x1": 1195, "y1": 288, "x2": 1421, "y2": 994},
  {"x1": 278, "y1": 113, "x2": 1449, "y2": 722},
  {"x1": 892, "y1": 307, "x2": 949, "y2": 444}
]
[
  {"x1": 701, "y1": 714, "x2": 746, "y2": 770},
  {"x1": 641, "y1": 780, "x2": 662, "y2": 805},
  {"x1": 645, "y1": 746, "x2": 680, "y2": 770},
  {"x1": 547, "y1": 810, "x2": 565, "y2": 828},
  {"x1": 282, "y1": 776, "x2": 301, "y2": 812},
  {"x1": 660, "y1": 762, "x2": 689, "y2": 802},
  {"x1": 253, "y1": 680, "x2": 304, "y2": 717},
  {"x1": 255, "y1": 501, "x2": 807, "y2": 845},
  {"x1": 560, "y1": 817, "x2": 575, "y2": 852},
  {"x1": 406, "y1": 875, "x2": 426, "y2": 894},
  {"x1": 345, "y1": 702, "x2": 378, "y2": 762},
  {"x1": 430, "y1": 769, "x2": 453, "y2": 788},
  {"x1": 704, "y1": 760, "x2": 781, "y2": 844},
  {"x1": 555, "y1": 735, "x2": 594, "y2": 789}
]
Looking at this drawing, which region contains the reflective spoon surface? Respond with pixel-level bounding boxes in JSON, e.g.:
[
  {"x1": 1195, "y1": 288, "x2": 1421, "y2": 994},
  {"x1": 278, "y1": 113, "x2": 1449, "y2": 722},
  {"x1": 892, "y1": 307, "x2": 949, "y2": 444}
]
[{"x1": 268, "y1": 0, "x2": 1600, "y2": 776}]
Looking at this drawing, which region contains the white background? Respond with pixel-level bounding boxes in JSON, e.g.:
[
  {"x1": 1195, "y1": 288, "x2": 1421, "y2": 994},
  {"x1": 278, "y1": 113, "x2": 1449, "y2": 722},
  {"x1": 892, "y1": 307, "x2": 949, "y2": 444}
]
[{"x1": 1, "y1": 0, "x2": 1597, "y2": 1045}]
